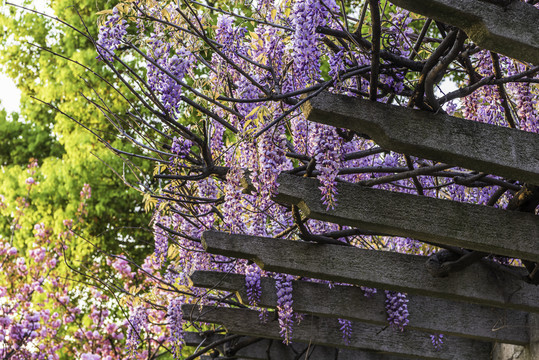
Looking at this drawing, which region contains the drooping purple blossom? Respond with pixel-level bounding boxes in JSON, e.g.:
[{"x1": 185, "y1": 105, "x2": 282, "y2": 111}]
[
  {"x1": 385, "y1": 290, "x2": 409, "y2": 331},
  {"x1": 329, "y1": 48, "x2": 347, "y2": 89},
  {"x1": 430, "y1": 333, "x2": 444, "y2": 351},
  {"x1": 254, "y1": 124, "x2": 289, "y2": 201},
  {"x1": 386, "y1": 9, "x2": 414, "y2": 58},
  {"x1": 215, "y1": 15, "x2": 247, "y2": 57},
  {"x1": 309, "y1": 123, "x2": 344, "y2": 209},
  {"x1": 171, "y1": 136, "x2": 193, "y2": 158},
  {"x1": 153, "y1": 213, "x2": 169, "y2": 267},
  {"x1": 291, "y1": 0, "x2": 338, "y2": 87},
  {"x1": 147, "y1": 38, "x2": 196, "y2": 117},
  {"x1": 513, "y1": 80, "x2": 538, "y2": 133},
  {"x1": 167, "y1": 297, "x2": 184, "y2": 358},
  {"x1": 275, "y1": 273, "x2": 294, "y2": 344},
  {"x1": 126, "y1": 306, "x2": 148, "y2": 354},
  {"x1": 245, "y1": 263, "x2": 262, "y2": 306},
  {"x1": 338, "y1": 318, "x2": 353, "y2": 345},
  {"x1": 96, "y1": 8, "x2": 127, "y2": 62}
]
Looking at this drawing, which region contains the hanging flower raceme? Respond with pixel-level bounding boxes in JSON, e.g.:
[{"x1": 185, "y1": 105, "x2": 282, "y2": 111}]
[
  {"x1": 127, "y1": 306, "x2": 148, "y2": 354},
  {"x1": 385, "y1": 291, "x2": 410, "y2": 331},
  {"x1": 96, "y1": 7, "x2": 127, "y2": 62},
  {"x1": 309, "y1": 123, "x2": 344, "y2": 209},
  {"x1": 514, "y1": 81, "x2": 538, "y2": 133},
  {"x1": 245, "y1": 264, "x2": 262, "y2": 306},
  {"x1": 215, "y1": 14, "x2": 247, "y2": 57},
  {"x1": 291, "y1": 0, "x2": 338, "y2": 88},
  {"x1": 338, "y1": 318, "x2": 353, "y2": 345},
  {"x1": 147, "y1": 37, "x2": 196, "y2": 117},
  {"x1": 167, "y1": 297, "x2": 184, "y2": 359},
  {"x1": 430, "y1": 333, "x2": 444, "y2": 351},
  {"x1": 275, "y1": 273, "x2": 294, "y2": 344}
]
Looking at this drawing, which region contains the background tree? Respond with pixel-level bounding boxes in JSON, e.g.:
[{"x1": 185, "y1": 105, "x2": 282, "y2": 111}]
[{"x1": 0, "y1": 0, "x2": 153, "y2": 264}]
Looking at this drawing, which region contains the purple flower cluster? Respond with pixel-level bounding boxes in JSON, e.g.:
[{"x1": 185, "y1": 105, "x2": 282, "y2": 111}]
[
  {"x1": 96, "y1": 8, "x2": 127, "y2": 62},
  {"x1": 291, "y1": 0, "x2": 338, "y2": 87},
  {"x1": 385, "y1": 291, "x2": 409, "y2": 331},
  {"x1": 291, "y1": 114, "x2": 310, "y2": 155},
  {"x1": 430, "y1": 333, "x2": 444, "y2": 351},
  {"x1": 126, "y1": 306, "x2": 147, "y2": 354},
  {"x1": 386, "y1": 9, "x2": 413, "y2": 58},
  {"x1": 361, "y1": 286, "x2": 377, "y2": 298},
  {"x1": 275, "y1": 273, "x2": 294, "y2": 344},
  {"x1": 467, "y1": 51, "x2": 504, "y2": 126},
  {"x1": 222, "y1": 167, "x2": 247, "y2": 233},
  {"x1": 255, "y1": 126, "x2": 289, "y2": 201},
  {"x1": 167, "y1": 297, "x2": 184, "y2": 358},
  {"x1": 245, "y1": 264, "x2": 262, "y2": 306},
  {"x1": 309, "y1": 124, "x2": 343, "y2": 209},
  {"x1": 215, "y1": 15, "x2": 247, "y2": 57},
  {"x1": 514, "y1": 81, "x2": 538, "y2": 133},
  {"x1": 147, "y1": 38, "x2": 195, "y2": 116},
  {"x1": 153, "y1": 213, "x2": 169, "y2": 267},
  {"x1": 338, "y1": 318, "x2": 353, "y2": 345},
  {"x1": 329, "y1": 48, "x2": 347, "y2": 89},
  {"x1": 171, "y1": 136, "x2": 192, "y2": 159}
]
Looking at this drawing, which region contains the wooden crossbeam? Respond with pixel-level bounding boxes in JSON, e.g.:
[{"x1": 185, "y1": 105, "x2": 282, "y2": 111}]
[
  {"x1": 182, "y1": 305, "x2": 492, "y2": 360},
  {"x1": 302, "y1": 92, "x2": 539, "y2": 185},
  {"x1": 184, "y1": 332, "x2": 406, "y2": 360},
  {"x1": 388, "y1": 0, "x2": 539, "y2": 64},
  {"x1": 201, "y1": 231, "x2": 539, "y2": 313},
  {"x1": 189, "y1": 270, "x2": 529, "y2": 345},
  {"x1": 274, "y1": 173, "x2": 539, "y2": 262}
]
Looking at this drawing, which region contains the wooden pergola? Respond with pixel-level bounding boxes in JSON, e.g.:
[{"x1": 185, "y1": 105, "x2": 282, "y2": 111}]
[{"x1": 181, "y1": 0, "x2": 539, "y2": 358}]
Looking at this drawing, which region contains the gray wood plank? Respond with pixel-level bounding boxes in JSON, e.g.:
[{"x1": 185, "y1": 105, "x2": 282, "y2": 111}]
[
  {"x1": 388, "y1": 0, "x2": 539, "y2": 65},
  {"x1": 182, "y1": 305, "x2": 492, "y2": 360},
  {"x1": 302, "y1": 91, "x2": 539, "y2": 185},
  {"x1": 189, "y1": 270, "x2": 529, "y2": 345},
  {"x1": 184, "y1": 332, "x2": 406, "y2": 360},
  {"x1": 201, "y1": 231, "x2": 539, "y2": 313},
  {"x1": 274, "y1": 173, "x2": 539, "y2": 262}
]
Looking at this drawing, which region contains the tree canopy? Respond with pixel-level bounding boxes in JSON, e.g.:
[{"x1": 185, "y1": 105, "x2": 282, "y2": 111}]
[{"x1": 0, "y1": 0, "x2": 153, "y2": 263}]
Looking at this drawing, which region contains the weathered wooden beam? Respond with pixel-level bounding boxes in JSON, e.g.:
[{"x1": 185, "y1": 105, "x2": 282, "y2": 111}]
[
  {"x1": 274, "y1": 173, "x2": 539, "y2": 262},
  {"x1": 184, "y1": 332, "x2": 406, "y2": 360},
  {"x1": 189, "y1": 270, "x2": 529, "y2": 345},
  {"x1": 302, "y1": 92, "x2": 539, "y2": 185},
  {"x1": 388, "y1": 0, "x2": 539, "y2": 64},
  {"x1": 201, "y1": 231, "x2": 539, "y2": 313},
  {"x1": 182, "y1": 305, "x2": 492, "y2": 360}
]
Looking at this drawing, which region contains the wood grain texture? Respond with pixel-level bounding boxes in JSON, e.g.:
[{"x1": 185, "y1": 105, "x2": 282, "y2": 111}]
[
  {"x1": 182, "y1": 305, "x2": 492, "y2": 360},
  {"x1": 189, "y1": 270, "x2": 530, "y2": 345},
  {"x1": 302, "y1": 92, "x2": 539, "y2": 184},
  {"x1": 184, "y1": 332, "x2": 406, "y2": 360},
  {"x1": 201, "y1": 231, "x2": 539, "y2": 313},
  {"x1": 275, "y1": 173, "x2": 539, "y2": 262},
  {"x1": 387, "y1": 0, "x2": 539, "y2": 64}
]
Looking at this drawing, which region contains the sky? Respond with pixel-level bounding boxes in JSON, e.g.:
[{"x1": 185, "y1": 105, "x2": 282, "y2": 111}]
[{"x1": 0, "y1": 73, "x2": 21, "y2": 114}]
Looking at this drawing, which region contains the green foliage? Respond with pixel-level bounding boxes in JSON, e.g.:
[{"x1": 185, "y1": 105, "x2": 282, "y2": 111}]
[
  {"x1": 0, "y1": 0, "x2": 153, "y2": 264},
  {"x1": 0, "y1": 109, "x2": 64, "y2": 166}
]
